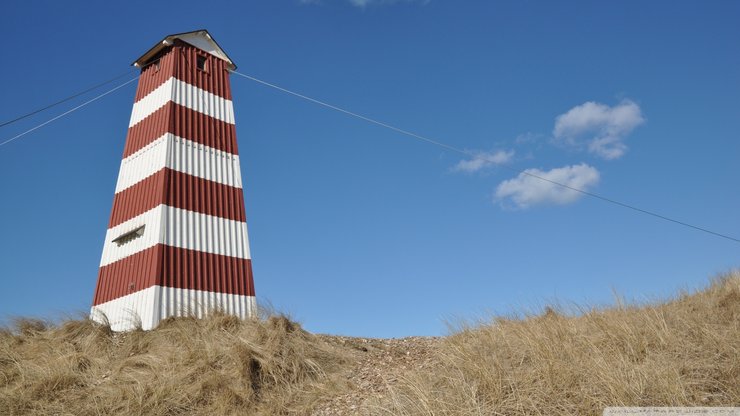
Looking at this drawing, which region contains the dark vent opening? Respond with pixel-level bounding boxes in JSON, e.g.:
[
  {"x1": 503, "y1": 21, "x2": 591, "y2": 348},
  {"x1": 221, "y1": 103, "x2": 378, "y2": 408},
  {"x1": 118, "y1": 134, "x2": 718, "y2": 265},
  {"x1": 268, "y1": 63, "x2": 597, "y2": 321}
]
[
  {"x1": 197, "y1": 55, "x2": 207, "y2": 72},
  {"x1": 112, "y1": 225, "x2": 146, "y2": 246}
]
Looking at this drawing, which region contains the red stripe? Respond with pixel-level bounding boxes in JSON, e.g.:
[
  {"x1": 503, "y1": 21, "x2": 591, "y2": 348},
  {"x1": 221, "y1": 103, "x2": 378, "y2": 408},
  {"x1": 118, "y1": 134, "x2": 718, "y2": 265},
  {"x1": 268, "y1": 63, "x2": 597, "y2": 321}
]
[
  {"x1": 172, "y1": 40, "x2": 233, "y2": 100},
  {"x1": 133, "y1": 49, "x2": 177, "y2": 101},
  {"x1": 93, "y1": 245, "x2": 162, "y2": 306},
  {"x1": 134, "y1": 40, "x2": 233, "y2": 101},
  {"x1": 123, "y1": 102, "x2": 238, "y2": 158},
  {"x1": 108, "y1": 170, "x2": 164, "y2": 228},
  {"x1": 109, "y1": 169, "x2": 246, "y2": 228},
  {"x1": 94, "y1": 245, "x2": 255, "y2": 305}
]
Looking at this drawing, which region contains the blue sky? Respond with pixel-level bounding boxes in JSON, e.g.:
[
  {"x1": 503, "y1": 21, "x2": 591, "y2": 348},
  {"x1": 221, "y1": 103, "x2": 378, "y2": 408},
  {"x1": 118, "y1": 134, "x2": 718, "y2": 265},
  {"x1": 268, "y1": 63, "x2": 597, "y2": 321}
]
[{"x1": 1, "y1": 1, "x2": 738, "y2": 337}]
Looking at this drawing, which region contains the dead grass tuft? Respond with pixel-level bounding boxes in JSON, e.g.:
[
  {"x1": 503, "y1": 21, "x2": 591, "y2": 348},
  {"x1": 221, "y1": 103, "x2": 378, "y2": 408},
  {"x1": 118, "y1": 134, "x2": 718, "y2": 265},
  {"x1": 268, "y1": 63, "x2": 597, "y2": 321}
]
[
  {"x1": 367, "y1": 271, "x2": 740, "y2": 415},
  {"x1": 0, "y1": 312, "x2": 352, "y2": 415},
  {"x1": 1, "y1": 272, "x2": 737, "y2": 415},
  {"x1": 13, "y1": 318, "x2": 48, "y2": 336}
]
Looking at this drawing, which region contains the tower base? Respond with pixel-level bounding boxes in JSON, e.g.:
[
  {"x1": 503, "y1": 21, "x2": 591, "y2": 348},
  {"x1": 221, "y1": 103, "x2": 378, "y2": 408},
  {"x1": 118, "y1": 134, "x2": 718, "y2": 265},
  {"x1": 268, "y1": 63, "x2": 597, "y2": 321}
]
[{"x1": 90, "y1": 285, "x2": 257, "y2": 331}]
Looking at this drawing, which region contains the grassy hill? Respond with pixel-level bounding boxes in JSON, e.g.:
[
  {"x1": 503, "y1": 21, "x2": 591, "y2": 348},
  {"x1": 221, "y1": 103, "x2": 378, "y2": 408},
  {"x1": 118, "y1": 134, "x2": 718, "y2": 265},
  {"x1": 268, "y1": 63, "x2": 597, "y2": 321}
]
[{"x1": 1, "y1": 272, "x2": 738, "y2": 415}]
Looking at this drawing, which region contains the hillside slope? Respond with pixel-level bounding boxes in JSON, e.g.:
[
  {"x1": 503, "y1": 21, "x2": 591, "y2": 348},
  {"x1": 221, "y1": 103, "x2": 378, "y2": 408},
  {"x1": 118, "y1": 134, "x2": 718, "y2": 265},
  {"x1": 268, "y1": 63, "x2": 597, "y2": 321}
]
[{"x1": 1, "y1": 272, "x2": 738, "y2": 415}]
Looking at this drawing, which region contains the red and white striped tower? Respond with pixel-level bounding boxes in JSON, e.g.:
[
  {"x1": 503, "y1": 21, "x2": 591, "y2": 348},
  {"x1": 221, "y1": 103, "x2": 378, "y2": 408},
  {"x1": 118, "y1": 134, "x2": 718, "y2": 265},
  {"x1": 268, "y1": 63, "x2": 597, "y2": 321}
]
[{"x1": 91, "y1": 30, "x2": 256, "y2": 331}]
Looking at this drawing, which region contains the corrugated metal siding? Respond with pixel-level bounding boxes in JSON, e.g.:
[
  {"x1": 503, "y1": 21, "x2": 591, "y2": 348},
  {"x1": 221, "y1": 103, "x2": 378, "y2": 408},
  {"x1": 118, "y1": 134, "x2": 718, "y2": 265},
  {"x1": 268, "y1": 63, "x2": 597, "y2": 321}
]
[
  {"x1": 134, "y1": 40, "x2": 233, "y2": 101},
  {"x1": 101, "y1": 204, "x2": 250, "y2": 267},
  {"x1": 162, "y1": 205, "x2": 250, "y2": 259},
  {"x1": 115, "y1": 134, "x2": 169, "y2": 193},
  {"x1": 165, "y1": 135, "x2": 241, "y2": 188},
  {"x1": 163, "y1": 169, "x2": 245, "y2": 223},
  {"x1": 169, "y1": 77, "x2": 234, "y2": 124},
  {"x1": 109, "y1": 170, "x2": 166, "y2": 228},
  {"x1": 129, "y1": 77, "x2": 235, "y2": 128},
  {"x1": 92, "y1": 286, "x2": 256, "y2": 331},
  {"x1": 158, "y1": 288, "x2": 256, "y2": 322},
  {"x1": 160, "y1": 246, "x2": 253, "y2": 296},
  {"x1": 117, "y1": 134, "x2": 242, "y2": 193},
  {"x1": 124, "y1": 103, "x2": 238, "y2": 158},
  {"x1": 94, "y1": 37, "x2": 254, "y2": 329},
  {"x1": 110, "y1": 168, "x2": 245, "y2": 227},
  {"x1": 91, "y1": 286, "x2": 162, "y2": 331},
  {"x1": 94, "y1": 245, "x2": 163, "y2": 305},
  {"x1": 129, "y1": 78, "x2": 176, "y2": 127},
  {"x1": 134, "y1": 48, "x2": 176, "y2": 101},
  {"x1": 100, "y1": 206, "x2": 164, "y2": 267},
  {"x1": 123, "y1": 103, "x2": 173, "y2": 157},
  {"x1": 173, "y1": 39, "x2": 234, "y2": 100},
  {"x1": 95, "y1": 245, "x2": 254, "y2": 305}
]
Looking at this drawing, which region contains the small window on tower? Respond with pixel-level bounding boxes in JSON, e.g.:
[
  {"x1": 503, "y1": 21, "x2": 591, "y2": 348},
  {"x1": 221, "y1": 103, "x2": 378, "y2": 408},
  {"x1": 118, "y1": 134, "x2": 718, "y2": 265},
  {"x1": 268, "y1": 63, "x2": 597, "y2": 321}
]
[
  {"x1": 152, "y1": 59, "x2": 160, "y2": 73},
  {"x1": 197, "y1": 55, "x2": 207, "y2": 72},
  {"x1": 112, "y1": 225, "x2": 146, "y2": 247}
]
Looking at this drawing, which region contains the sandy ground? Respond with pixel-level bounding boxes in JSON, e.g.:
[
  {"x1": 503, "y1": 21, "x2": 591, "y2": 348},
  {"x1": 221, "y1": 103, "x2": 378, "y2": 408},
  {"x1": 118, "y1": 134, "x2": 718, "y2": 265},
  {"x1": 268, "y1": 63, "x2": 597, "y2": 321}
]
[{"x1": 312, "y1": 335, "x2": 442, "y2": 415}]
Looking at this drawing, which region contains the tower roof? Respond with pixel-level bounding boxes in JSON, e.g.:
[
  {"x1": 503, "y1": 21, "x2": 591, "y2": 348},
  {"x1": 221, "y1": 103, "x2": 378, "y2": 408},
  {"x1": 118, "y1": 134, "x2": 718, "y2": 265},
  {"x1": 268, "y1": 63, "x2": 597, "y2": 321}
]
[{"x1": 133, "y1": 29, "x2": 236, "y2": 71}]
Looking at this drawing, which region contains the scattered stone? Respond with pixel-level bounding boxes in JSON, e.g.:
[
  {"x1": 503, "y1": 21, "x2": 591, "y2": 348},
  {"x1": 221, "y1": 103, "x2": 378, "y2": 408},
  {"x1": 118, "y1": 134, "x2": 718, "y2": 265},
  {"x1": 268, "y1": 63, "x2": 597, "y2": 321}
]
[{"x1": 311, "y1": 335, "x2": 442, "y2": 415}]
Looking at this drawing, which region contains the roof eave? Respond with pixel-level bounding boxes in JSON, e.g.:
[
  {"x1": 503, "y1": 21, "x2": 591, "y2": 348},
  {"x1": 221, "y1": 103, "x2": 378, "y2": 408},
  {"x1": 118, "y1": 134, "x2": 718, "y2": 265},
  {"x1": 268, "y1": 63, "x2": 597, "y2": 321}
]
[{"x1": 131, "y1": 30, "x2": 237, "y2": 71}]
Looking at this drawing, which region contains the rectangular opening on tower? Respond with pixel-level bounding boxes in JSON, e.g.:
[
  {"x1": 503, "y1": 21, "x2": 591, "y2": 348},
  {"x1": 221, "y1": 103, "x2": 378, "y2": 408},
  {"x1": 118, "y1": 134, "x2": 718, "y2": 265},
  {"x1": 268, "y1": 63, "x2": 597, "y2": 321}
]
[
  {"x1": 196, "y1": 55, "x2": 207, "y2": 72},
  {"x1": 112, "y1": 225, "x2": 145, "y2": 246}
]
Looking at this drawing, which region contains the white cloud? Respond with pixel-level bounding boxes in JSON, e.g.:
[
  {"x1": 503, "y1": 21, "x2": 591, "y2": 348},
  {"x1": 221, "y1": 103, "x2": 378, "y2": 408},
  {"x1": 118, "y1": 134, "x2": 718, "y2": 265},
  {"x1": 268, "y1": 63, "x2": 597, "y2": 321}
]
[
  {"x1": 452, "y1": 149, "x2": 514, "y2": 173},
  {"x1": 553, "y1": 100, "x2": 644, "y2": 160},
  {"x1": 494, "y1": 163, "x2": 600, "y2": 209}
]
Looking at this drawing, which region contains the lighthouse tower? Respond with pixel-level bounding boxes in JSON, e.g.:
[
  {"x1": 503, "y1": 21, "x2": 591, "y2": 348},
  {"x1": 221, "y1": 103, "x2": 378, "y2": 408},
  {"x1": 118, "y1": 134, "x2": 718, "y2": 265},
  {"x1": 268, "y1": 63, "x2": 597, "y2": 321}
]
[{"x1": 91, "y1": 30, "x2": 256, "y2": 331}]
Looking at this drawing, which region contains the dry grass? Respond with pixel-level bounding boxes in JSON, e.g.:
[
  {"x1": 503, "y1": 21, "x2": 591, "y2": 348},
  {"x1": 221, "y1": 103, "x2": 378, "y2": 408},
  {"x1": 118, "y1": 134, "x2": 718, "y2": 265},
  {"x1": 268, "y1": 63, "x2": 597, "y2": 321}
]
[
  {"x1": 0, "y1": 313, "x2": 353, "y2": 415},
  {"x1": 367, "y1": 271, "x2": 740, "y2": 415},
  {"x1": 1, "y1": 272, "x2": 738, "y2": 415}
]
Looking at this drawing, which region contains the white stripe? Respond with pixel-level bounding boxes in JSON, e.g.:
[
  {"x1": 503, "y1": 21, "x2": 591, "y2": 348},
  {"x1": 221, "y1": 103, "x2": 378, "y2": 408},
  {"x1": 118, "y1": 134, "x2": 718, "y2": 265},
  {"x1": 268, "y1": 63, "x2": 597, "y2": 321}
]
[
  {"x1": 129, "y1": 77, "x2": 235, "y2": 127},
  {"x1": 100, "y1": 207, "x2": 161, "y2": 267},
  {"x1": 114, "y1": 135, "x2": 167, "y2": 192},
  {"x1": 100, "y1": 205, "x2": 251, "y2": 267},
  {"x1": 114, "y1": 134, "x2": 242, "y2": 193},
  {"x1": 91, "y1": 285, "x2": 256, "y2": 331},
  {"x1": 157, "y1": 287, "x2": 256, "y2": 323},
  {"x1": 91, "y1": 285, "x2": 161, "y2": 331}
]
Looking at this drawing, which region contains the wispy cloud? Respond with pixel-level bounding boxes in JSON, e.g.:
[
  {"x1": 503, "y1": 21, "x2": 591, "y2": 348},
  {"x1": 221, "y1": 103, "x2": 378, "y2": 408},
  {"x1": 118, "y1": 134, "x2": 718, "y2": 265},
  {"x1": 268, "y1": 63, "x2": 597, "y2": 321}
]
[
  {"x1": 553, "y1": 100, "x2": 644, "y2": 160},
  {"x1": 452, "y1": 149, "x2": 514, "y2": 173},
  {"x1": 494, "y1": 163, "x2": 600, "y2": 209}
]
